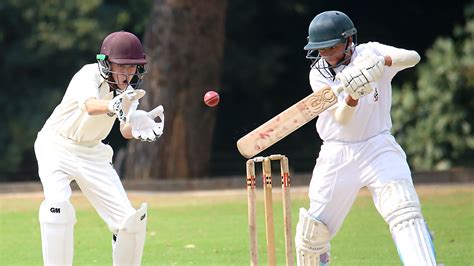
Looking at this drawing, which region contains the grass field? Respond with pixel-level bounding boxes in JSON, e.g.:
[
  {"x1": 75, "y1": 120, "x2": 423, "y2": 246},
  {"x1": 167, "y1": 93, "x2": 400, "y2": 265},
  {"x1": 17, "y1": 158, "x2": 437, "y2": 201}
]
[{"x1": 0, "y1": 184, "x2": 473, "y2": 265}]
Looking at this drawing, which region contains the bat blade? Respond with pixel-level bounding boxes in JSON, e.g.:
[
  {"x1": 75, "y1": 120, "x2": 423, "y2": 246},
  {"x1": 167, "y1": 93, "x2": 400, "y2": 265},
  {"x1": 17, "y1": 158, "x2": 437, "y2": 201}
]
[{"x1": 237, "y1": 85, "x2": 342, "y2": 158}]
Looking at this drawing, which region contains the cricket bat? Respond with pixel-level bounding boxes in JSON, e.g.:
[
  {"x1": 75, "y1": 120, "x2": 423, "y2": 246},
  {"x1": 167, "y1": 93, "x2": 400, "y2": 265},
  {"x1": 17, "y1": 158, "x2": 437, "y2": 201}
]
[{"x1": 237, "y1": 84, "x2": 344, "y2": 158}]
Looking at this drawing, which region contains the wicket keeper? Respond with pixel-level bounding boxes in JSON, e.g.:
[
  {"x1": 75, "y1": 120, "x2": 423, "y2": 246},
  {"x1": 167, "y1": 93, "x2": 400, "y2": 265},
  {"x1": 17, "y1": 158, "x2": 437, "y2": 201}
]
[{"x1": 34, "y1": 31, "x2": 164, "y2": 265}]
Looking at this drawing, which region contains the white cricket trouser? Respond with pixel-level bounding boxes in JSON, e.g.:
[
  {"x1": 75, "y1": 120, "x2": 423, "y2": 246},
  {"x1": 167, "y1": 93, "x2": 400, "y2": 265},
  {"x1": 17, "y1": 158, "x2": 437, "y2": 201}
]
[
  {"x1": 34, "y1": 131, "x2": 135, "y2": 233},
  {"x1": 308, "y1": 133, "x2": 412, "y2": 235}
]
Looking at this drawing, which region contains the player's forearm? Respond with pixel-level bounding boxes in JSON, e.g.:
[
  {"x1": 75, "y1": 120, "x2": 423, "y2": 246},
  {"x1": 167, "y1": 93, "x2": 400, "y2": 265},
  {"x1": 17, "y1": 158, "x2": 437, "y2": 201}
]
[
  {"x1": 334, "y1": 96, "x2": 357, "y2": 125},
  {"x1": 84, "y1": 98, "x2": 110, "y2": 115},
  {"x1": 384, "y1": 49, "x2": 420, "y2": 68},
  {"x1": 120, "y1": 123, "x2": 134, "y2": 139}
]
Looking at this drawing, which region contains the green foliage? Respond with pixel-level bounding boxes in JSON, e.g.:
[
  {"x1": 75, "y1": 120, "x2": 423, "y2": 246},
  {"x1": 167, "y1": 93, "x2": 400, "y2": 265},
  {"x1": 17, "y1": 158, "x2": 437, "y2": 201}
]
[
  {"x1": 392, "y1": 5, "x2": 474, "y2": 170},
  {"x1": 0, "y1": 0, "x2": 472, "y2": 180},
  {"x1": 0, "y1": 0, "x2": 152, "y2": 181}
]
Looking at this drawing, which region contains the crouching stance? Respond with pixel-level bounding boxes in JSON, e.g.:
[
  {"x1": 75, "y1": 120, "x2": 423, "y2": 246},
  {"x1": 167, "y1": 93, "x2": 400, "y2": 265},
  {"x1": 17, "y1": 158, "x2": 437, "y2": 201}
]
[
  {"x1": 35, "y1": 31, "x2": 163, "y2": 265},
  {"x1": 295, "y1": 10, "x2": 437, "y2": 265}
]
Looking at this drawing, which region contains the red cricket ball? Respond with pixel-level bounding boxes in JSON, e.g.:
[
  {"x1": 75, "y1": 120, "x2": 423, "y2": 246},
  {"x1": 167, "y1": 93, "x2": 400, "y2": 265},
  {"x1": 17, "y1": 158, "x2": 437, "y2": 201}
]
[{"x1": 204, "y1": 91, "x2": 220, "y2": 107}]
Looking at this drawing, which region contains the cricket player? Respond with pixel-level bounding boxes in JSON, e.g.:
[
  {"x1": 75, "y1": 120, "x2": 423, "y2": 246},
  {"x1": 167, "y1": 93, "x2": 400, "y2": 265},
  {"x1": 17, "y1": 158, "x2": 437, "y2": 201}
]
[
  {"x1": 294, "y1": 11, "x2": 437, "y2": 265},
  {"x1": 34, "y1": 31, "x2": 164, "y2": 265}
]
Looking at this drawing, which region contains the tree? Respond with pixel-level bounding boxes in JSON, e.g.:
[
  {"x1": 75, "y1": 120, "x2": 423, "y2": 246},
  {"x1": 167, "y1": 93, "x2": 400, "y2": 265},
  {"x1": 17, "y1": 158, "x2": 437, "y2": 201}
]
[
  {"x1": 0, "y1": 0, "x2": 152, "y2": 181},
  {"x1": 124, "y1": 0, "x2": 227, "y2": 179},
  {"x1": 392, "y1": 4, "x2": 474, "y2": 170}
]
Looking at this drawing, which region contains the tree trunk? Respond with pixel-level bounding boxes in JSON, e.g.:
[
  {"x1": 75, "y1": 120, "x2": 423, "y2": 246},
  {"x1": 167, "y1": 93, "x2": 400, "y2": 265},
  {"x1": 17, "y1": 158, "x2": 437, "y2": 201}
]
[{"x1": 125, "y1": 0, "x2": 227, "y2": 179}]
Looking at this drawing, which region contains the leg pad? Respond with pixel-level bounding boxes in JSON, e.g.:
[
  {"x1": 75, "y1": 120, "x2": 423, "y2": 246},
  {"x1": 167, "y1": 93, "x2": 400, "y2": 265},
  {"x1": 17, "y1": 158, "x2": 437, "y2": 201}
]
[
  {"x1": 39, "y1": 200, "x2": 76, "y2": 266},
  {"x1": 112, "y1": 203, "x2": 148, "y2": 266},
  {"x1": 378, "y1": 180, "x2": 436, "y2": 265},
  {"x1": 295, "y1": 208, "x2": 331, "y2": 266}
]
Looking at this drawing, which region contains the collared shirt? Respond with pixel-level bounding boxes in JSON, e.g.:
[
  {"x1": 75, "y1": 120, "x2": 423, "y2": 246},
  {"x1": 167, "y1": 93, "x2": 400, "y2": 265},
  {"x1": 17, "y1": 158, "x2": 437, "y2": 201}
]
[
  {"x1": 41, "y1": 63, "x2": 117, "y2": 144},
  {"x1": 309, "y1": 42, "x2": 416, "y2": 142}
]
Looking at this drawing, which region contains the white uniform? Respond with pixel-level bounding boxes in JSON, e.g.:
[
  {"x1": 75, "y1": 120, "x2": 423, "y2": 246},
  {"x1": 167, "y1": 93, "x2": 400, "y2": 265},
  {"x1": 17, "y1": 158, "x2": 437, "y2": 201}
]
[
  {"x1": 304, "y1": 42, "x2": 436, "y2": 265},
  {"x1": 34, "y1": 63, "x2": 139, "y2": 265},
  {"x1": 308, "y1": 42, "x2": 410, "y2": 229},
  {"x1": 35, "y1": 63, "x2": 135, "y2": 229}
]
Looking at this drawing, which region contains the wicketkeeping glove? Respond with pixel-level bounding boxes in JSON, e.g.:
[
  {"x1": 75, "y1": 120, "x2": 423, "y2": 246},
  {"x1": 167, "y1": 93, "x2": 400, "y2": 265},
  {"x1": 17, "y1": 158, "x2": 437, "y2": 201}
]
[
  {"x1": 108, "y1": 89, "x2": 146, "y2": 123},
  {"x1": 128, "y1": 105, "x2": 165, "y2": 142}
]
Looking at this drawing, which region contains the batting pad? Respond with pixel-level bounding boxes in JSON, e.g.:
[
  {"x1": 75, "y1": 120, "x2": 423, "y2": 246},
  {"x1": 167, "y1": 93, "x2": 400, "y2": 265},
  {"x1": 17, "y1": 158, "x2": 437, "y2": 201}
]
[
  {"x1": 39, "y1": 200, "x2": 76, "y2": 266},
  {"x1": 378, "y1": 180, "x2": 437, "y2": 265},
  {"x1": 295, "y1": 208, "x2": 331, "y2": 266},
  {"x1": 112, "y1": 203, "x2": 148, "y2": 266}
]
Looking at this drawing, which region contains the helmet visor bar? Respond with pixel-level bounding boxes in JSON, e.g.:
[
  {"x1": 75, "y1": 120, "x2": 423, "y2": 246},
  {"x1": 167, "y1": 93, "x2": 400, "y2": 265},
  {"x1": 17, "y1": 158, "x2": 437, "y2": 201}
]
[
  {"x1": 306, "y1": 41, "x2": 355, "y2": 70},
  {"x1": 107, "y1": 66, "x2": 147, "y2": 89}
]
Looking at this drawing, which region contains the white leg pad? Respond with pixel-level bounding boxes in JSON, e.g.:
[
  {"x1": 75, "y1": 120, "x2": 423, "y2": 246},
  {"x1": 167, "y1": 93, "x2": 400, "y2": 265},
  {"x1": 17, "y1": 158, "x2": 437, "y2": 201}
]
[
  {"x1": 295, "y1": 208, "x2": 331, "y2": 266},
  {"x1": 39, "y1": 200, "x2": 76, "y2": 266},
  {"x1": 113, "y1": 203, "x2": 148, "y2": 266},
  {"x1": 378, "y1": 180, "x2": 437, "y2": 266}
]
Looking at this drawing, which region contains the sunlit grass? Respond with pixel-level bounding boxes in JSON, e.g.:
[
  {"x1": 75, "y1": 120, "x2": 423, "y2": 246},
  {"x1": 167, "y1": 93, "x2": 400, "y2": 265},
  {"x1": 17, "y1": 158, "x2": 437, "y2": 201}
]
[{"x1": 0, "y1": 184, "x2": 472, "y2": 265}]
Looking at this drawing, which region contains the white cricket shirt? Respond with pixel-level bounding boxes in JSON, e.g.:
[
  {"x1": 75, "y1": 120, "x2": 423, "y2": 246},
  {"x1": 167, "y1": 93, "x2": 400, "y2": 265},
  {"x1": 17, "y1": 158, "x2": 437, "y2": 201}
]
[
  {"x1": 41, "y1": 63, "x2": 116, "y2": 144},
  {"x1": 310, "y1": 42, "x2": 416, "y2": 142}
]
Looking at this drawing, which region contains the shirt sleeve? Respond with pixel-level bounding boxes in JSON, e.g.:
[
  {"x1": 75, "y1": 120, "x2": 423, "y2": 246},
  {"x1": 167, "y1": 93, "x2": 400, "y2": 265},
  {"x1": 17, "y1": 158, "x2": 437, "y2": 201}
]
[
  {"x1": 365, "y1": 42, "x2": 420, "y2": 78},
  {"x1": 69, "y1": 64, "x2": 103, "y2": 112}
]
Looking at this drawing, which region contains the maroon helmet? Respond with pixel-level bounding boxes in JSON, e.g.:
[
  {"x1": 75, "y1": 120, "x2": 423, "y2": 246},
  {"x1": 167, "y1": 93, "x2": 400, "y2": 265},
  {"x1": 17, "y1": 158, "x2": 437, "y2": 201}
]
[
  {"x1": 99, "y1": 31, "x2": 147, "y2": 64},
  {"x1": 97, "y1": 31, "x2": 147, "y2": 91}
]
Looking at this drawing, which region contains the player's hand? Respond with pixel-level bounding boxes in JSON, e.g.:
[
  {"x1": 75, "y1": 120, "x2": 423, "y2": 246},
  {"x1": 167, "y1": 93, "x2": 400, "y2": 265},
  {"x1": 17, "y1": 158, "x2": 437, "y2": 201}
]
[
  {"x1": 128, "y1": 105, "x2": 165, "y2": 142},
  {"x1": 353, "y1": 52, "x2": 385, "y2": 82},
  {"x1": 336, "y1": 67, "x2": 373, "y2": 100},
  {"x1": 108, "y1": 89, "x2": 146, "y2": 123}
]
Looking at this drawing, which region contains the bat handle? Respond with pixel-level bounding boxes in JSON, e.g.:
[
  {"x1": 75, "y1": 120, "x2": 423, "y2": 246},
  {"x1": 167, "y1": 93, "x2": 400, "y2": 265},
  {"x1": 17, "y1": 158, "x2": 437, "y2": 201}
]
[{"x1": 333, "y1": 84, "x2": 344, "y2": 96}]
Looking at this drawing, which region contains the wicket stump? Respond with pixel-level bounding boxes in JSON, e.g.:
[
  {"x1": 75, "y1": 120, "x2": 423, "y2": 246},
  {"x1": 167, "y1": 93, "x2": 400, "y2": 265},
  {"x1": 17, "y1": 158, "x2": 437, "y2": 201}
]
[{"x1": 246, "y1": 154, "x2": 293, "y2": 266}]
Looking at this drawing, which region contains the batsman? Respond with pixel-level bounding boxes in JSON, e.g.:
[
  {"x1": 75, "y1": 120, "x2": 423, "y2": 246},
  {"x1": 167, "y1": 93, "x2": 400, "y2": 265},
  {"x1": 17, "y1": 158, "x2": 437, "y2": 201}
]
[
  {"x1": 294, "y1": 11, "x2": 437, "y2": 265},
  {"x1": 34, "y1": 31, "x2": 164, "y2": 265}
]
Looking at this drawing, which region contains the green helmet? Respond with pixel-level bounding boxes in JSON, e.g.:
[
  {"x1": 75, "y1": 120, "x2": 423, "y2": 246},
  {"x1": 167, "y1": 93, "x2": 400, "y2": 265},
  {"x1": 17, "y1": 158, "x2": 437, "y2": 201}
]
[{"x1": 304, "y1": 11, "x2": 357, "y2": 51}]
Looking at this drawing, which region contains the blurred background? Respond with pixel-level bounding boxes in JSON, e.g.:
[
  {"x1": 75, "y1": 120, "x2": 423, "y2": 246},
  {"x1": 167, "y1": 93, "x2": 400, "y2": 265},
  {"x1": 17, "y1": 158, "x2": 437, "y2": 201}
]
[{"x1": 1, "y1": 0, "x2": 473, "y2": 182}]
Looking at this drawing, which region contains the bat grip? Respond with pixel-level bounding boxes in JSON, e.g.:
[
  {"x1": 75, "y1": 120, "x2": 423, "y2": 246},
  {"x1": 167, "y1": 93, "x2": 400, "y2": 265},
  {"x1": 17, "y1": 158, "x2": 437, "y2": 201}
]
[{"x1": 333, "y1": 84, "x2": 344, "y2": 96}]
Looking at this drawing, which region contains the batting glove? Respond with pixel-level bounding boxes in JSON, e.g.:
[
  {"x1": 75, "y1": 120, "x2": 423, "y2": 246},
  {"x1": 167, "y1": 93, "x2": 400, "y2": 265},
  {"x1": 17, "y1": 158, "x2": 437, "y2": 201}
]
[
  {"x1": 336, "y1": 67, "x2": 374, "y2": 100},
  {"x1": 354, "y1": 52, "x2": 385, "y2": 82}
]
